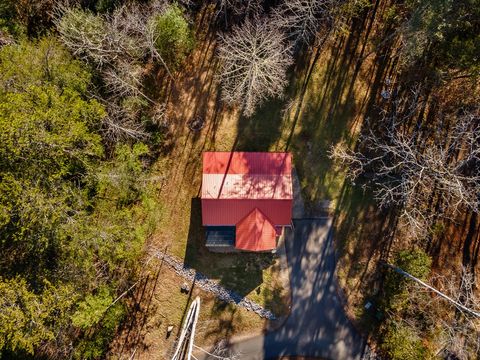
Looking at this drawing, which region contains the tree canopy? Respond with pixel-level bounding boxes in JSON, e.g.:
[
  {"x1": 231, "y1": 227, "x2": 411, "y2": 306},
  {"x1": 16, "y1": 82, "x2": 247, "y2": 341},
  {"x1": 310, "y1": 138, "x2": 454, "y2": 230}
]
[
  {"x1": 0, "y1": 37, "x2": 158, "y2": 359},
  {"x1": 150, "y1": 4, "x2": 194, "y2": 68}
]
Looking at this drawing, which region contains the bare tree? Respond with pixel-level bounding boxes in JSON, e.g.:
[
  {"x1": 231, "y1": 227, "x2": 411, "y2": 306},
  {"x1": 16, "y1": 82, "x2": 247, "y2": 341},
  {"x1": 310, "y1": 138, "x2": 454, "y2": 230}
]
[
  {"x1": 144, "y1": 17, "x2": 175, "y2": 79},
  {"x1": 103, "y1": 61, "x2": 152, "y2": 102},
  {"x1": 440, "y1": 268, "x2": 480, "y2": 359},
  {"x1": 111, "y1": 1, "x2": 174, "y2": 78},
  {"x1": 193, "y1": 340, "x2": 240, "y2": 360},
  {"x1": 55, "y1": 6, "x2": 128, "y2": 67},
  {"x1": 405, "y1": 267, "x2": 480, "y2": 359},
  {"x1": 386, "y1": 262, "x2": 480, "y2": 318},
  {"x1": 272, "y1": 0, "x2": 339, "y2": 45},
  {"x1": 217, "y1": 18, "x2": 293, "y2": 117},
  {"x1": 101, "y1": 101, "x2": 150, "y2": 143},
  {"x1": 55, "y1": 2, "x2": 171, "y2": 70},
  {"x1": 55, "y1": 2, "x2": 174, "y2": 141},
  {"x1": 330, "y1": 94, "x2": 480, "y2": 238},
  {"x1": 215, "y1": 0, "x2": 263, "y2": 26},
  {"x1": 110, "y1": 2, "x2": 149, "y2": 58}
]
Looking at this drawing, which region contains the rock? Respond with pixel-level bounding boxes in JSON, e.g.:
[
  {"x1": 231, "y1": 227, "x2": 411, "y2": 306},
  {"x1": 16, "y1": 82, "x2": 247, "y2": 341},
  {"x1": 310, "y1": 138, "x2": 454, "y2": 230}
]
[{"x1": 181, "y1": 282, "x2": 190, "y2": 293}]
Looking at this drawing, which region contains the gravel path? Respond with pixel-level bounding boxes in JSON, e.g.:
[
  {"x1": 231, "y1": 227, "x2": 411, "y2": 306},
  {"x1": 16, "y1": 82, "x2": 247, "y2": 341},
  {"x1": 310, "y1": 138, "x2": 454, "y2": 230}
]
[{"x1": 157, "y1": 252, "x2": 277, "y2": 320}]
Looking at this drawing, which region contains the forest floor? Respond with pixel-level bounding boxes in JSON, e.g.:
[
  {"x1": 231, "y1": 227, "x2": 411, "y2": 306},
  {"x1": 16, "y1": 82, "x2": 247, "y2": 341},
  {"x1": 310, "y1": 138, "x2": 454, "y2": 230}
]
[{"x1": 113, "y1": 3, "x2": 409, "y2": 358}]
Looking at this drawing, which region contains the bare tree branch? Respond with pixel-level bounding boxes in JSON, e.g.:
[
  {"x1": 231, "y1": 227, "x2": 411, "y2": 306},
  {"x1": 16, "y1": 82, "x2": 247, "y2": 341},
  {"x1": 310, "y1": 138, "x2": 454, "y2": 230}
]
[
  {"x1": 385, "y1": 262, "x2": 480, "y2": 318},
  {"x1": 272, "y1": 0, "x2": 339, "y2": 45},
  {"x1": 215, "y1": 0, "x2": 262, "y2": 26},
  {"x1": 330, "y1": 91, "x2": 480, "y2": 238},
  {"x1": 217, "y1": 18, "x2": 293, "y2": 117},
  {"x1": 102, "y1": 61, "x2": 154, "y2": 103},
  {"x1": 406, "y1": 267, "x2": 480, "y2": 359},
  {"x1": 194, "y1": 340, "x2": 240, "y2": 360}
]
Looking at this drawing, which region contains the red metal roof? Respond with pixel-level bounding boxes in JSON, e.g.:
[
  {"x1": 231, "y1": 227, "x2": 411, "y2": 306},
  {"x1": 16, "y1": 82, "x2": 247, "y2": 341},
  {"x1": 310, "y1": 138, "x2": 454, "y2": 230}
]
[
  {"x1": 202, "y1": 174, "x2": 292, "y2": 199},
  {"x1": 235, "y1": 208, "x2": 277, "y2": 251},
  {"x1": 201, "y1": 152, "x2": 293, "y2": 251},
  {"x1": 203, "y1": 152, "x2": 291, "y2": 175},
  {"x1": 202, "y1": 152, "x2": 293, "y2": 200},
  {"x1": 201, "y1": 199, "x2": 292, "y2": 226}
]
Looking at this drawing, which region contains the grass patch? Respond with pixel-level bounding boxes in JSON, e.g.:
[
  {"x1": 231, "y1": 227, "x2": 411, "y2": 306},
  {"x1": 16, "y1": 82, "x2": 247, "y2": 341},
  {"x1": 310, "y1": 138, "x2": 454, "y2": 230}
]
[{"x1": 111, "y1": 264, "x2": 264, "y2": 359}]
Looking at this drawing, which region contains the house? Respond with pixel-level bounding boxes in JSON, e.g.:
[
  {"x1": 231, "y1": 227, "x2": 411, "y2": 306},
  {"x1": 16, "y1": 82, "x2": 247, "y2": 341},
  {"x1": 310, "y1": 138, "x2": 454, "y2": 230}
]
[{"x1": 201, "y1": 152, "x2": 293, "y2": 252}]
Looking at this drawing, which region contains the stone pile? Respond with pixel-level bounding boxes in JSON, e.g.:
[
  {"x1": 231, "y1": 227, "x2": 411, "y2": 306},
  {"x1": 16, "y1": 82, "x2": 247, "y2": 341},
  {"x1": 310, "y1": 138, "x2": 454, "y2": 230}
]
[{"x1": 160, "y1": 253, "x2": 276, "y2": 320}]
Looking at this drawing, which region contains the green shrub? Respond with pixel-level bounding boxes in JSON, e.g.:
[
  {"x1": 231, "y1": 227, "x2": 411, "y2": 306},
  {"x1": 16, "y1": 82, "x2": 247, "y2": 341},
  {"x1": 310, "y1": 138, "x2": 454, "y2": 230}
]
[
  {"x1": 96, "y1": 143, "x2": 150, "y2": 206},
  {"x1": 395, "y1": 249, "x2": 432, "y2": 280},
  {"x1": 382, "y1": 249, "x2": 432, "y2": 313},
  {"x1": 150, "y1": 4, "x2": 194, "y2": 68},
  {"x1": 72, "y1": 287, "x2": 113, "y2": 330},
  {"x1": 0, "y1": 278, "x2": 76, "y2": 355},
  {"x1": 381, "y1": 321, "x2": 428, "y2": 360},
  {"x1": 73, "y1": 301, "x2": 125, "y2": 360}
]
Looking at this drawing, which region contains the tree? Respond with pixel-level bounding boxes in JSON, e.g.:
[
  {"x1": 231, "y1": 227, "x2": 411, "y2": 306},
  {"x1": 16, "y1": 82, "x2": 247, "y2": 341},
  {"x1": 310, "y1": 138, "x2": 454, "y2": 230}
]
[
  {"x1": 61, "y1": 143, "x2": 155, "y2": 288},
  {"x1": 55, "y1": 6, "x2": 138, "y2": 67},
  {"x1": 0, "y1": 277, "x2": 75, "y2": 355},
  {"x1": 272, "y1": 0, "x2": 338, "y2": 45},
  {"x1": 217, "y1": 18, "x2": 293, "y2": 116},
  {"x1": 55, "y1": 2, "x2": 187, "y2": 73},
  {"x1": 148, "y1": 4, "x2": 194, "y2": 69},
  {"x1": 0, "y1": 38, "x2": 104, "y2": 275},
  {"x1": 55, "y1": 4, "x2": 171, "y2": 140},
  {"x1": 425, "y1": 267, "x2": 480, "y2": 358},
  {"x1": 0, "y1": 0, "x2": 55, "y2": 37},
  {"x1": 382, "y1": 249, "x2": 432, "y2": 313},
  {"x1": 330, "y1": 91, "x2": 480, "y2": 239},
  {"x1": 381, "y1": 320, "x2": 428, "y2": 360},
  {"x1": 71, "y1": 286, "x2": 123, "y2": 330},
  {"x1": 0, "y1": 0, "x2": 25, "y2": 39},
  {"x1": 399, "y1": 0, "x2": 480, "y2": 77},
  {"x1": 71, "y1": 286, "x2": 125, "y2": 360},
  {"x1": 102, "y1": 61, "x2": 150, "y2": 101},
  {"x1": 0, "y1": 37, "x2": 156, "y2": 358},
  {"x1": 386, "y1": 265, "x2": 480, "y2": 359},
  {"x1": 215, "y1": 0, "x2": 263, "y2": 26}
]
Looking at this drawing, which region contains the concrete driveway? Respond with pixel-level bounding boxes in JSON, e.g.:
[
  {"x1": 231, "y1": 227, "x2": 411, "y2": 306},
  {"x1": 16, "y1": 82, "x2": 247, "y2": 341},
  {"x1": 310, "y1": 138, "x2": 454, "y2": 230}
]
[{"x1": 226, "y1": 219, "x2": 370, "y2": 359}]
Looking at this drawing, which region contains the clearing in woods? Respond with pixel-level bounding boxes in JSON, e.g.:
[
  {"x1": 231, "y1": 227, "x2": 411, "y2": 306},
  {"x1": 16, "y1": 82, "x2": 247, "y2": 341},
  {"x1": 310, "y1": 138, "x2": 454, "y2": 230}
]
[{"x1": 114, "y1": 5, "x2": 381, "y2": 358}]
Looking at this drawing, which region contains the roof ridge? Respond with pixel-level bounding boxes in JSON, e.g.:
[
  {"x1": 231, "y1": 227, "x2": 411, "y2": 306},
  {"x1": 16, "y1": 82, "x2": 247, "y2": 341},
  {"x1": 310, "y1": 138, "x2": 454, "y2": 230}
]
[{"x1": 236, "y1": 207, "x2": 274, "y2": 227}]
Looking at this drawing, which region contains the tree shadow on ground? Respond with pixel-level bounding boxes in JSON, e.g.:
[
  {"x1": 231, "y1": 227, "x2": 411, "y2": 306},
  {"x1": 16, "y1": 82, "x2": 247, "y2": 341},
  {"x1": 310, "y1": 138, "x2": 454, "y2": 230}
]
[
  {"x1": 280, "y1": 11, "x2": 396, "y2": 212},
  {"x1": 332, "y1": 180, "x2": 400, "y2": 335},
  {"x1": 234, "y1": 96, "x2": 287, "y2": 152},
  {"x1": 183, "y1": 197, "x2": 275, "y2": 299},
  {"x1": 229, "y1": 33, "x2": 325, "y2": 154},
  {"x1": 112, "y1": 257, "x2": 164, "y2": 359},
  {"x1": 204, "y1": 301, "x2": 240, "y2": 341}
]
